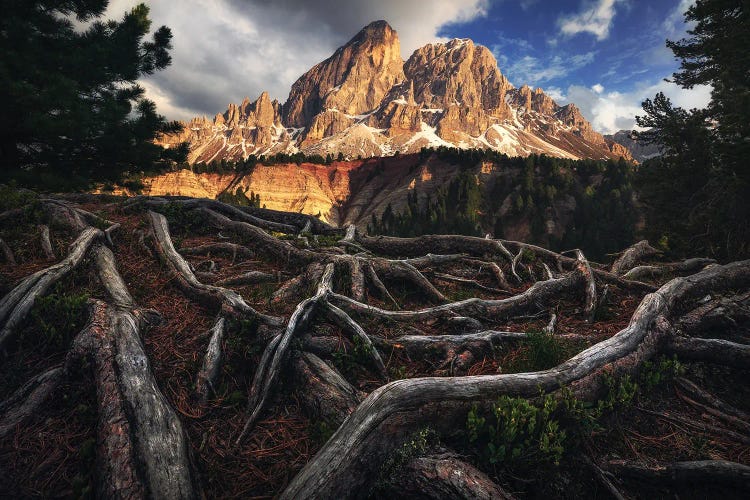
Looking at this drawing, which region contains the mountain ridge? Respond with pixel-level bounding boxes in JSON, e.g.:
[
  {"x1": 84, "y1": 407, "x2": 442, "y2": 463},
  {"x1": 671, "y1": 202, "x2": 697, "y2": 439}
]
[{"x1": 158, "y1": 21, "x2": 632, "y2": 163}]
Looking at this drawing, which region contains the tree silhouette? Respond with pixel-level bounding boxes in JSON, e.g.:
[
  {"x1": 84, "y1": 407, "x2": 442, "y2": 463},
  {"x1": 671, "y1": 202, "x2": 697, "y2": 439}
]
[{"x1": 0, "y1": 1, "x2": 186, "y2": 188}]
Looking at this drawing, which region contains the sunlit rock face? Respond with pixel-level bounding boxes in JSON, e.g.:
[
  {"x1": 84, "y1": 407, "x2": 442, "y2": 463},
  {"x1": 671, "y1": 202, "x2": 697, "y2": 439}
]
[{"x1": 157, "y1": 21, "x2": 633, "y2": 164}]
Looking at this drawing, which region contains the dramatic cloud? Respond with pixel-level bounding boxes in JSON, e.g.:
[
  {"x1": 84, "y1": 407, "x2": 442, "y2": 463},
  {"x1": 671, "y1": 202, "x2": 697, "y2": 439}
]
[
  {"x1": 558, "y1": 0, "x2": 624, "y2": 41},
  {"x1": 555, "y1": 80, "x2": 711, "y2": 134},
  {"x1": 100, "y1": 0, "x2": 489, "y2": 120}
]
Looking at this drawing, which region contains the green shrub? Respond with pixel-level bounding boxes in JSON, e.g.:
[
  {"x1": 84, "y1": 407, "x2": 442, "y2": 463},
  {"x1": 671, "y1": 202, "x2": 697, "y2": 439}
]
[
  {"x1": 28, "y1": 287, "x2": 89, "y2": 352},
  {"x1": 467, "y1": 394, "x2": 566, "y2": 466}
]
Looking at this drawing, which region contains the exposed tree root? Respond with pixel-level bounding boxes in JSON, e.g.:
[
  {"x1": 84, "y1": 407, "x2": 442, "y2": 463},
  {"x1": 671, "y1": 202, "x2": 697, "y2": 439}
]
[
  {"x1": 573, "y1": 249, "x2": 597, "y2": 322},
  {"x1": 292, "y1": 351, "x2": 361, "y2": 427},
  {"x1": 674, "y1": 377, "x2": 749, "y2": 421},
  {"x1": 329, "y1": 267, "x2": 585, "y2": 323},
  {"x1": 430, "y1": 272, "x2": 508, "y2": 294},
  {"x1": 280, "y1": 261, "x2": 750, "y2": 498},
  {"x1": 272, "y1": 262, "x2": 324, "y2": 303},
  {"x1": 372, "y1": 329, "x2": 527, "y2": 361},
  {"x1": 215, "y1": 270, "x2": 278, "y2": 286},
  {"x1": 370, "y1": 258, "x2": 446, "y2": 303},
  {"x1": 179, "y1": 242, "x2": 256, "y2": 262},
  {"x1": 148, "y1": 210, "x2": 281, "y2": 326},
  {"x1": 610, "y1": 240, "x2": 661, "y2": 275},
  {"x1": 237, "y1": 263, "x2": 335, "y2": 443},
  {"x1": 383, "y1": 452, "x2": 517, "y2": 499},
  {"x1": 609, "y1": 460, "x2": 750, "y2": 488},
  {"x1": 134, "y1": 196, "x2": 299, "y2": 234},
  {"x1": 665, "y1": 336, "x2": 750, "y2": 368},
  {"x1": 636, "y1": 406, "x2": 750, "y2": 445},
  {"x1": 238, "y1": 204, "x2": 342, "y2": 236},
  {"x1": 323, "y1": 301, "x2": 387, "y2": 379},
  {"x1": 198, "y1": 207, "x2": 320, "y2": 267},
  {"x1": 0, "y1": 366, "x2": 63, "y2": 439},
  {"x1": 3, "y1": 192, "x2": 749, "y2": 499},
  {"x1": 194, "y1": 316, "x2": 226, "y2": 404},
  {"x1": 364, "y1": 261, "x2": 399, "y2": 308},
  {"x1": 624, "y1": 257, "x2": 717, "y2": 282},
  {"x1": 39, "y1": 225, "x2": 55, "y2": 260},
  {"x1": 0, "y1": 227, "x2": 101, "y2": 351}
]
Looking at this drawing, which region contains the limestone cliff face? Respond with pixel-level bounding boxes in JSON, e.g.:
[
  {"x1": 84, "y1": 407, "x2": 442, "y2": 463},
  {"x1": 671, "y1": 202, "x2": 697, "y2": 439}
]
[
  {"x1": 160, "y1": 21, "x2": 633, "y2": 163},
  {"x1": 283, "y1": 20, "x2": 405, "y2": 129},
  {"x1": 405, "y1": 39, "x2": 512, "y2": 120}
]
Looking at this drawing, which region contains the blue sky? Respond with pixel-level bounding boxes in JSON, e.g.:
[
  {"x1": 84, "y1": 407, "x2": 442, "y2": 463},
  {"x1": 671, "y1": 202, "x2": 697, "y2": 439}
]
[
  {"x1": 101, "y1": 0, "x2": 710, "y2": 134},
  {"x1": 434, "y1": 0, "x2": 710, "y2": 132}
]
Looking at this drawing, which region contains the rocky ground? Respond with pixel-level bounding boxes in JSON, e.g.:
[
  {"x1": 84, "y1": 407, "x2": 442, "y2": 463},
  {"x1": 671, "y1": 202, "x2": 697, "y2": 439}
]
[{"x1": 0, "y1": 189, "x2": 748, "y2": 498}]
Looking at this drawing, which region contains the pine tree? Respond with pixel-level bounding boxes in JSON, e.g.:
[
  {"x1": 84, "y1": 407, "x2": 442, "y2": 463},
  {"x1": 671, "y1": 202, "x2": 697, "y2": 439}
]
[
  {"x1": 0, "y1": 1, "x2": 186, "y2": 187},
  {"x1": 636, "y1": 0, "x2": 749, "y2": 259}
]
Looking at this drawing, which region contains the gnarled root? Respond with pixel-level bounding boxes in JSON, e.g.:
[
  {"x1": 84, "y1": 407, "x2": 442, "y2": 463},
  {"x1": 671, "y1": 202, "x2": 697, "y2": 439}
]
[
  {"x1": 280, "y1": 260, "x2": 750, "y2": 499},
  {"x1": 180, "y1": 242, "x2": 255, "y2": 263},
  {"x1": 381, "y1": 452, "x2": 517, "y2": 500},
  {"x1": 610, "y1": 240, "x2": 661, "y2": 275},
  {"x1": 148, "y1": 210, "x2": 281, "y2": 326},
  {"x1": 608, "y1": 460, "x2": 750, "y2": 488},
  {"x1": 292, "y1": 351, "x2": 362, "y2": 427},
  {"x1": 194, "y1": 316, "x2": 226, "y2": 404},
  {"x1": 0, "y1": 227, "x2": 101, "y2": 351},
  {"x1": 237, "y1": 263, "x2": 335, "y2": 443},
  {"x1": 0, "y1": 366, "x2": 64, "y2": 439},
  {"x1": 665, "y1": 336, "x2": 750, "y2": 368},
  {"x1": 624, "y1": 258, "x2": 716, "y2": 282}
]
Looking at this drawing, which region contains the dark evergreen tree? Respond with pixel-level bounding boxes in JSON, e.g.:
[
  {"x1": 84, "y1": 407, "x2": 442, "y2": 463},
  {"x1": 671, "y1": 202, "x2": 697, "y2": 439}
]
[
  {"x1": 635, "y1": 0, "x2": 749, "y2": 259},
  {"x1": 0, "y1": 1, "x2": 186, "y2": 188}
]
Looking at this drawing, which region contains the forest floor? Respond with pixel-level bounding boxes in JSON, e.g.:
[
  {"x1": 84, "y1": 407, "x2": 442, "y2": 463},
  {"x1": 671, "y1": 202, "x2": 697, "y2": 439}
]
[{"x1": 0, "y1": 190, "x2": 748, "y2": 499}]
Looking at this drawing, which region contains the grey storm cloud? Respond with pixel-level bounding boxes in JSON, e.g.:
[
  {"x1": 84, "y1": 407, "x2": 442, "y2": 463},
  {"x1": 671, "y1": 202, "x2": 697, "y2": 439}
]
[{"x1": 101, "y1": 0, "x2": 489, "y2": 121}]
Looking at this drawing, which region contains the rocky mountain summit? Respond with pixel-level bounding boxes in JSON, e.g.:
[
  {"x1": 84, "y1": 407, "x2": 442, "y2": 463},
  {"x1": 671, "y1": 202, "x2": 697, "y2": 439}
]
[{"x1": 158, "y1": 21, "x2": 631, "y2": 163}]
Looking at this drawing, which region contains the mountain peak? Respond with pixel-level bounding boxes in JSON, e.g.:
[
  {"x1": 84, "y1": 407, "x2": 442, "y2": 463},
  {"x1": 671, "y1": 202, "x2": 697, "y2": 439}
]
[
  {"x1": 283, "y1": 20, "x2": 404, "y2": 128},
  {"x1": 358, "y1": 20, "x2": 392, "y2": 34},
  {"x1": 162, "y1": 23, "x2": 633, "y2": 163}
]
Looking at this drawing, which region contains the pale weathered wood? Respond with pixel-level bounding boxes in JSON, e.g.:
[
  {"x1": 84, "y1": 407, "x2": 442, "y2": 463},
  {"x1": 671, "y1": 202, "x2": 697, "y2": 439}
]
[
  {"x1": 665, "y1": 336, "x2": 750, "y2": 368},
  {"x1": 135, "y1": 197, "x2": 298, "y2": 234},
  {"x1": 280, "y1": 260, "x2": 750, "y2": 499},
  {"x1": 148, "y1": 210, "x2": 281, "y2": 326},
  {"x1": 195, "y1": 316, "x2": 226, "y2": 404},
  {"x1": 79, "y1": 300, "x2": 196, "y2": 499},
  {"x1": 371, "y1": 258, "x2": 446, "y2": 303},
  {"x1": 180, "y1": 242, "x2": 256, "y2": 262},
  {"x1": 237, "y1": 263, "x2": 335, "y2": 443},
  {"x1": 609, "y1": 460, "x2": 750, "y2": 488},
  {"x1": 0, "y1": 366, "x2": 63, "y2": 439},
  {"x1": 624, "y1": 258, "x2": 716, "y2": 282},
  {"x1": 610, "y1": 240, "x2": 661, "y2": 275},
  {"x1": 575, "y1": 249, "x2": 597, "y2": 322},
  {"x1": 199, "y1": 207, "x2": 321, "y2": 267},
  {"x1": 39, "y1": 225, "x2": 55, "y2": 260},
  {"x1": 329, "y1": 267, "x2": 585, "y2": 323},
  {"x1": 0, "y1": 227, "x2": 101, "y2": 351},
  {"x1": 323, "y1": 301, "x2": 387, "y2": 379},
  {"x1": 382, "y1": 452, "x2": 517, "y2": 499},
  {"x1": 292, "y1": 351, "x2": 361, "y2": 426},
  {"x1": 215, "y1": 271, "x2": 277, "y2": 286}
]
